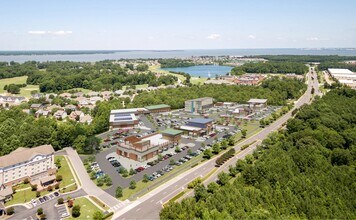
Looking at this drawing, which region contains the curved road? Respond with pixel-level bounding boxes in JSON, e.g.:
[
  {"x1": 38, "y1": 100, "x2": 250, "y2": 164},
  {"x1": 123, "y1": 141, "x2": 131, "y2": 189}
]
[{"x1": 112, "y1": 68, "x2": 319, "y2": 220}]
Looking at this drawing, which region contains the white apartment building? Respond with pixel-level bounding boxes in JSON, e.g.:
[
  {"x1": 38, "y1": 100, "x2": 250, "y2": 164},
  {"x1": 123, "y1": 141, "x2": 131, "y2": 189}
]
[
  {"x1": 185, "y1": 97, "x2": 214, "y2": 113},
  {"x1": 0, "y1": 145, "x2": 56, "y2": 188}
]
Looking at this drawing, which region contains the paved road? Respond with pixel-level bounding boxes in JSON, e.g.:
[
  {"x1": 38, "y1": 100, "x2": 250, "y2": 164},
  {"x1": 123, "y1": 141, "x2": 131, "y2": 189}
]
[
  {"x1": 112, "y1": 68, "x2": 318, "y2": 219},
  {"x1": 9, "y1": 189, "x2": 86, "y2": 220},
  {"x1": 97, "y1": 125, "x2": 234, "y2": 196},
  {"x1": 65, "y1": 148, "x2": 122, "y2": 211}
]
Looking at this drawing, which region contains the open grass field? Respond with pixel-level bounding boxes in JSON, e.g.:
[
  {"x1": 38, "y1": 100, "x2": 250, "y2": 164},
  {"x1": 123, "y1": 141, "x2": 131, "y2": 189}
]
[
  {"x1": 5, "y1": 187, "x2": 50, "y2": 206},
  {"x1": 55, "y1": 156, "x2": 76, "y2": 188},
  {"x1": 0, "y1": 76, "x2": 39, "y2": 98},
  {"x1": 190, "y1": 77, "x2": 207, "y2": 85},
  {"x1": 149, "y1": 65, "x2": 186, "y2": 82},
  {"x1": 68, "y1": 197, "x2": 101, "y2": 220}
]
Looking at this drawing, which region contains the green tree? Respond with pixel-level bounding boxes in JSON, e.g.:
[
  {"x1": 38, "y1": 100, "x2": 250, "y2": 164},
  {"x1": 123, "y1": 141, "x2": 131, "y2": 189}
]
[
  {"x1": 72, "y1": 205, "x2": 81, "y2": 217},
  {"x1": 93, "y1": 211, "x2": 104, "y2": 220},
  {"x1": 129, "y1": 168, "x2": 136, "y2": 175},
  {"x1": 212, "y1": 143, "x2": 221, "y2": 154},
  {"x1": 217, "y1": 172, "x2": 229, "y2": 186},
  {"x1": 241, "y1": 129, "x2": 247, "y2": 138},
  {"x1": 143, "y1": 174, "x2": 149, "y2": 183},
  {"x1": 129, "y1": 180, "x2": 136, "y2": 189},
  {"x1": 203, "y1": 149, "x2": 213, "y2": 159},
  {"x1": 115, "y1": 186, "x2": 123, "y2": 198}
]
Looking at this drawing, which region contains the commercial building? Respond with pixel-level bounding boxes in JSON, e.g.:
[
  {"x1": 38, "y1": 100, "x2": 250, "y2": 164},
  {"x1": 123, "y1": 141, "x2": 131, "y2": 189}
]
[
  {"x1": 185, "y1": 97, "x2": 214, "y2": 113},
  {"x1": 0, "y1": 145, "x2": 56, "y2": 189},
  {"x1": 247, "y1": 99, "x2": 267, "y2": 111},
  {"x1": 161, "y1": 128, "x2": 183, "y2": 144},
  {"x1": 328, "y1": 68, "x2": 356, "y2": 88},
  {"x1": 180, "y1": 118, "x2": 214, "y2": 136},
  {"x1": 109, "y1": 108, "x2": 148, "y2": 129},
  {"x1": 116, "y1": 133, "x2": 170, "y2": 162},
  {"x1": 145, "y1": 104, "x2": 171, "y2": 113}
]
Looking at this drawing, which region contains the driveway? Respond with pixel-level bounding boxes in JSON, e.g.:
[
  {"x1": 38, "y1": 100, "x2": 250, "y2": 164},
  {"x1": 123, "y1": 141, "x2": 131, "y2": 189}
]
[
  {"x1": 65, "y1": 148, "x2": 122, "y2": 210},
  {"x1": 9, "y1": 189, "x2": 86, "y2": 220}
]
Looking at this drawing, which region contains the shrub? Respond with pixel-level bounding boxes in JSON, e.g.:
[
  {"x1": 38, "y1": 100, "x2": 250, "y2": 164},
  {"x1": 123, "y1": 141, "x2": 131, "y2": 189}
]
[
  {"x1": 36, "y1": 191, "x2": 41, "y2": 197},
  {"x1": 37, "y1": 208, "x2": 43, "y2": 215},
  {"x1": 6, "y1": 207, "x2": 15, "y2": 215},
  {"x1": 188, "y1": 177, "x2": 202, "y2": 189},
  {"x1": 56, "y1": 175, "x2": 63, "y2": 182},
  {"x1": 72, "y1": 205, "x2": 81, "y2": 217},
  {"x1": 47, "y1": 185, "x2": 53, "y2": 192},
  {"x1": 23, "y1": 178, "x2": 30, "y2": 184},
  {"x1": 58, "y1": 198, "x2": 64, "y2": 204},
  {"x1": 54, "y1": 183, "x2": 60, "y2": 189},
  {"x1": 31, "y1": 184, "x2": 37, "y2": 191}
]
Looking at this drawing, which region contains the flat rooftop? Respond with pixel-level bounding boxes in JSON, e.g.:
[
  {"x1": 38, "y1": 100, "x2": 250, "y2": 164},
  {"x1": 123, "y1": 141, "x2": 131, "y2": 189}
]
[
  {"x1": 186, "y1": 97, "x2": 213, "y2": 102},
  {"x1": 109, "y1": 113, "x2": 137, "y2": 123},
  {"x1": 141, "y1": 134, "x2": 169, "y2": 146},
  {"x1": 248, "y1": 99, "x2": 268, "y2": 104},
  {"x1": 188, "y1": 118, "x2": 214, "y2": 124},
  {"x1": 110, "y1": 108, "x2": 146, "y2": 114},
  {"x1": 328, "y1": 68, "x2": 354, "y2": 75},
  {"x1": 161, "y1": 128, "x2": 183, "y2": 136},
  {"x1": 145, "y1": 104, "x2": 170, "y2": 110}
]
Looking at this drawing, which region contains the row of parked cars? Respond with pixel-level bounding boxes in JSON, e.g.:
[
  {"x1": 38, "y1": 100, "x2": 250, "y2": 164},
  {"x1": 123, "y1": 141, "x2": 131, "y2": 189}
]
[
  {"x1": 148, "y1": 165, "x2": 174, "y2": 181},
  {"x1": 107, "y1": 157, "x2": 123, "y2": 173},
  {"x1": 32, "y1": 191, "x2": 60, "y2": 206},
  {"x1": 90, "y1": 161, "x2": 105, "y2": 179}
]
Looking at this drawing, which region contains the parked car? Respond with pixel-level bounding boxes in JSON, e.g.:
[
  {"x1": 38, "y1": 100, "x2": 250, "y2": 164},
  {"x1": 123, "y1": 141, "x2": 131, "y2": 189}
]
[{"x1": 135, "y1": 167, "x2": 145, "y2": 172}]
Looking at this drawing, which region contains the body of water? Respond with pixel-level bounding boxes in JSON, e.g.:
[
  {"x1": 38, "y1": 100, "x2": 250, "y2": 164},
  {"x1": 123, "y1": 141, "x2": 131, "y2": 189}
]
[
  {"x1": 162, "y1": 65, "x2": 233, "y2": 78},
  {"x1": 1, "y1": 48, "x2": 356, "y2": 63}
]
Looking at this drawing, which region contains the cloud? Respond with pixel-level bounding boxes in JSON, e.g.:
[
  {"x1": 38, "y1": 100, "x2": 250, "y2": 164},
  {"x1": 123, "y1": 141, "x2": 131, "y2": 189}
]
[
  {"x1": 248, "y1": 35, "x2": 256, "y2": 39},
  {"x1": 207, "y1": 34, "x2": 221, "y2": 40},
  {"x1": 307, "y1": 37, "x2": 319, "y2": 41},
  {"x1": 28, "y1": 30, "x2": 72, "y2": 35}
]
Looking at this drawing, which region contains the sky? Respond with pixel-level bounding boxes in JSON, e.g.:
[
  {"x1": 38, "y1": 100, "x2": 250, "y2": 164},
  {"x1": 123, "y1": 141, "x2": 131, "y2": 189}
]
[{"x1": 0, "y1": 0, "x2": 355, "y2": 50}]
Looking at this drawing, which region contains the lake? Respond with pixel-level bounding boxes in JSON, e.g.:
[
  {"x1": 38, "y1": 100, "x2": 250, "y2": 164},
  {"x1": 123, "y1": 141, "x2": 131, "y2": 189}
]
[
  {"x1": 1, "y1": 48, "x2": 356, "y2": 63},
  {"x1": 161, "y1": 65, "x2": 233, "y2": 78}
]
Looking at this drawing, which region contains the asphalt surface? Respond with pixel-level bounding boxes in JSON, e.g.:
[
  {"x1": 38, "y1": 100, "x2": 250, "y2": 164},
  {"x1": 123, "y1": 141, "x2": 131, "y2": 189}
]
[
  {"x1": 112, "y1": 68, "x2": 318, "y2": 220},
  {"x1": 65, "y1": 147, "x2": 122, "y2": 211},
  {"x1": 8, "y1": 189, "x2": 86, "y2": 220},
  {"x1": 96, "y1": 125, "x2": 236, "y2": 196}
]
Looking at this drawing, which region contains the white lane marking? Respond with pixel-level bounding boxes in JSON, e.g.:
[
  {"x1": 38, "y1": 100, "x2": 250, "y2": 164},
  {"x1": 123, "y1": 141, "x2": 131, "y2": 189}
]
[
  {"x1": 136, "y1": 208, "x2": 141, "y2": 212},
  {"x1": 150, "y1": 199, "x2": 155, "y2": 203},
  {"x1": 163, "y1": 191, "x2": 167, "y2": 195}
]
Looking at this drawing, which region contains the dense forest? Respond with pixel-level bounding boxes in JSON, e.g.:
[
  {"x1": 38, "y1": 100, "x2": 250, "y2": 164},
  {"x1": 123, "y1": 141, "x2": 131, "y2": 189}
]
[
  {"x1": 255, "y1": 55, "x2": 356, "y2": 63},
  {"x1": 160, "y1": 88, "x2": 356, "y2": 219},
  {"x1": 130, "y1": 77, "x2": 306, "y2": 108},
  {"x1": 318, "y1": 61, "x2": 356, "y2": 72},
  {"x1": 0, "y1": 61, "x2": 177, "y2": 92},
  {"x1": 26, "y1": 61, "x2": 178, "y2": 92},
  {"x1": 0, "y1": 61, "x2": 38, "y2": 79},
  {"x1": 158, "y1": 59, "x2": 195, "y2": 68},
  {"x1": 231, "y1": 61, "x2": 308, "y2": 75}
]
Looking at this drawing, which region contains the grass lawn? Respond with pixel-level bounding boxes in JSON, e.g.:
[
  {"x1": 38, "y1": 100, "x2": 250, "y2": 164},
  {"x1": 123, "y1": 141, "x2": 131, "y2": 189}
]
[
  {"x1": 89, "y1": 196, "x2": 110, "y2": 211},
  {"x1": 149, "y1": 65, "x2": 186, "y2": 82},
  {"x1": 12, "y1": 182, "x2": 31, "y2": 190},
  {"x1": 0, "y1": 76, "x2": 39, "y2": 98},
  {"x1": 5, "y1": 188, "x2": 49, "y2": 206},
  {"x1": 93, "y1": 178, "x2": 112, "y2": 190},
  {"x1": 190, "y1": 77, "x2": 207, "y2": 85},
  {"x1": 55, "y1": 156, "x2": 76, "y2": 188},
  {"x1": 68, "y1": 197, "x2": 101, "y2": 220}
]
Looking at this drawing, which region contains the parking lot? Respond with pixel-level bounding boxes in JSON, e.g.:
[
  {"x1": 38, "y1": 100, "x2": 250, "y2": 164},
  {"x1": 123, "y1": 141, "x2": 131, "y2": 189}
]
[
  {"x1": 90, "y1": 102, "x2": 277, "y2": 196},
  {"x1": 31, "y1": 191, "x2": 60, "y2": 207},
  {"x1": 56, "y1": 204, "x2": 69, "y2": 219}
]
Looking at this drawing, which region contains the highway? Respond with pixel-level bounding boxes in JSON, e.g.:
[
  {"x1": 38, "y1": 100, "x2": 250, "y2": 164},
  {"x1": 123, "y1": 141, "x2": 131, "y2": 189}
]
[{"x1": 112, "y1": 68, "x2": 319, "y2": 219}]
